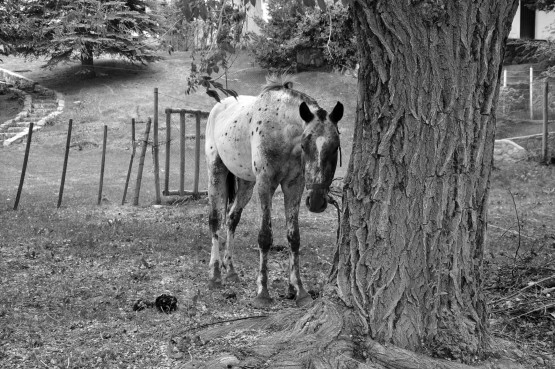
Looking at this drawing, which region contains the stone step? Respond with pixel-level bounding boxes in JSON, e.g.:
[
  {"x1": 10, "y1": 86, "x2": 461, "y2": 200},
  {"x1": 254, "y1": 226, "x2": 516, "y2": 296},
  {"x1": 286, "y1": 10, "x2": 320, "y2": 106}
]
[
  {"x1": 32, "y1": 103, "x2": 58, "y2": 109},
  {"x1": 0, "y1": 132, "x2": 17, "y2": 140},
  {"x1": 4, "y1": 126, "x2": 25, "y2": 133},
  {"x1": 33, "y1": 95, "x2": 57, "y2": 101},
  {"x1": 27, "y1": 112, "x2": 51, "y2": 119},
  {"x1": 31, "y1": 107, "x2": 57, "y2": 113},
  {"x1": 10, "y1": 121, "x2": 33, "y2": 128}
]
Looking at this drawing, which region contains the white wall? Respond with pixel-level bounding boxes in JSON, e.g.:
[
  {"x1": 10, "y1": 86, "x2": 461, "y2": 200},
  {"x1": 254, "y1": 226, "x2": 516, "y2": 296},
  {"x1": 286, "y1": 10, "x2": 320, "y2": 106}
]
[
  {"x1": 509, "y1": 3, "x2": 555, "y2": 40},
  {"x1": 509, "y1": 5, "x2": 521, "y2": 39},
  {"x1": 536, "y1": 10, "x2": 554, "y2": 39}
]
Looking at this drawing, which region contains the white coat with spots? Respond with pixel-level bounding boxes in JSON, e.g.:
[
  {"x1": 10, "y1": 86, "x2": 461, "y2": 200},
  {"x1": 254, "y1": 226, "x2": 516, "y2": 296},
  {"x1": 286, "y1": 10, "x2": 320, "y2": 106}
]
[{"x1": 205, "y1": 78, "x2": 343, "y2": 308}]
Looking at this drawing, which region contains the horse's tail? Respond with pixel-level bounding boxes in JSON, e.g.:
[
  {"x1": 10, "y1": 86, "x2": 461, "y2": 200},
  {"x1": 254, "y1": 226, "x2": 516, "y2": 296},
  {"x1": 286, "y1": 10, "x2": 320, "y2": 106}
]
[{"x1": 226, "y1": 172, "x2": 236, "y2": 205}]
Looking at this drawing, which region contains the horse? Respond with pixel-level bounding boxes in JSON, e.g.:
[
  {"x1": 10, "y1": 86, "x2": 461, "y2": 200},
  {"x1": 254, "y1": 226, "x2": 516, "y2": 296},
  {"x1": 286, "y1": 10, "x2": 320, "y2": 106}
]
[{"x1": 205, "y1": 77, "x2": 343, "y2": 308}]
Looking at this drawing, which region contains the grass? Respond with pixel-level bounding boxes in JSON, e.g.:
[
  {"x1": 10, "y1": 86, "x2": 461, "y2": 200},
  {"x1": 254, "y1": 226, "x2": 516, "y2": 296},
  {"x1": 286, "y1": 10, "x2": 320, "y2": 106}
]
[
  {"x1": 1, "y1": 53, "x2": 554, "y2": 368},
  {"x1": 0, "y1": 52, "x2": 354, "y2": 368}
]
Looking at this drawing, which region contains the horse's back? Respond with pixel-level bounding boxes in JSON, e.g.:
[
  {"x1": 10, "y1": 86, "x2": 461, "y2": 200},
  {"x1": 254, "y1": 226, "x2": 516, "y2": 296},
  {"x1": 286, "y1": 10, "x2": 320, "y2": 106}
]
[{"x1": 206, "y1": 95, "x2": 257, "y2": 181}]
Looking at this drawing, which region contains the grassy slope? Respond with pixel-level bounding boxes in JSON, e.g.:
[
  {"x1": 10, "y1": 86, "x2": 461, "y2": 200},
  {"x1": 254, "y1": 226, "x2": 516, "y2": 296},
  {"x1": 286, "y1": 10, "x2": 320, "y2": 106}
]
[{"x1": 0, "y1": 54, "x2": 553, "y2": 368}]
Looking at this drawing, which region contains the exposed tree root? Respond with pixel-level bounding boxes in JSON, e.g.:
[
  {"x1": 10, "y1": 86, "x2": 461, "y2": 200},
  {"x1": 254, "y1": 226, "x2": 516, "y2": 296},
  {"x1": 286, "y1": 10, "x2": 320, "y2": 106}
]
[{"x1": 184, "y1": 299, "x2": 527, "y2": 369}]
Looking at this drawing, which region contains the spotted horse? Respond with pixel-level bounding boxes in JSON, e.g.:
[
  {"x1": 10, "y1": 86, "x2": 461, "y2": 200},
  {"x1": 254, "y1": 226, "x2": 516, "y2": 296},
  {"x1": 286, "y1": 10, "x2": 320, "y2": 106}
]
[{"x1": 205, "y1": 76, "x2": 343, "y2": 308}]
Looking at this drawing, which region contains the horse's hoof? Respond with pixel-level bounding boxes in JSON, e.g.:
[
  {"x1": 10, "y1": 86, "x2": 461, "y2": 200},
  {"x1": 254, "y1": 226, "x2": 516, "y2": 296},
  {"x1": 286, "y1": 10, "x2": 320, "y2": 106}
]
[
  {"x1": 284, "y1": 291, "x2": 296, "y2": 300},
  {"x1": 208, "y1": 279, "x2": 223, "y2": 290},
  {"x1": 296, "y1": 294, "x2": 313, "y2": 307},
  {"x1": 224, "y1": 272, "x2": 240, "y2": 283},
  {"x1": 252, "y1": 295, "x2": 274, "y2": 308}
]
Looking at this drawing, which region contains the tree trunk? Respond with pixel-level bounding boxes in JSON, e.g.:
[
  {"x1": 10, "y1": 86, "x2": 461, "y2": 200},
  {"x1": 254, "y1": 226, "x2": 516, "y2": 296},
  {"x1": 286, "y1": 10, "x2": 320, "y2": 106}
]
[
  {"x1": 329, "y1": 0, "x2": 519, "y2": 360},
  {"x1": 80, "y1": 42, "x2": 96, "y2": 78},
  {"x1": 190, "y1": 1, "x2": 528, "y2": 368}
]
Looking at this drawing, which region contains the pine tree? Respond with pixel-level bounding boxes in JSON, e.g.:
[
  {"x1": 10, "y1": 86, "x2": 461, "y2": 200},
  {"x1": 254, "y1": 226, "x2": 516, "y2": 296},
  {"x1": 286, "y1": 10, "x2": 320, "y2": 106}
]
[{"x1": 6, "y1": 0, "x2": 163, "y2": 77}]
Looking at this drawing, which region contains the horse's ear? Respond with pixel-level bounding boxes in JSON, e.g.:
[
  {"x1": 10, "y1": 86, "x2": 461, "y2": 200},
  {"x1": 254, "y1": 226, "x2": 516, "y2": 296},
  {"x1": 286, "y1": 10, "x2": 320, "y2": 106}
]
[
  {"x1": 299, "y1": 102, "x2": 314, "y2": 123},
  {"x1": 329, "y1": 102, "x2": 343, "y2": 124}
]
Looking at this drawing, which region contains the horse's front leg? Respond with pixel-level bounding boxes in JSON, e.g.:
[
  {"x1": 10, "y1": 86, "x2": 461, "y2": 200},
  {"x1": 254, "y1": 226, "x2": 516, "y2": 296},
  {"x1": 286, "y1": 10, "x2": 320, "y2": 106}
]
[
  {"x1": 282, "y1": 176, "x2": 312, "y2": 307},
  {"x1": 252, "y1": 179, "x2": 277, "y2": 308}
]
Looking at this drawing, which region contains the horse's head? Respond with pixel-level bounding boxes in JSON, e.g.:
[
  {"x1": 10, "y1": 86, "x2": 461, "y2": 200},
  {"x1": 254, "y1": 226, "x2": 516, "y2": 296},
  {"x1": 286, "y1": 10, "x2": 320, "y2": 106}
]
[{"x1": 299, "y1": 101, "x2": 343, "y2": 213}]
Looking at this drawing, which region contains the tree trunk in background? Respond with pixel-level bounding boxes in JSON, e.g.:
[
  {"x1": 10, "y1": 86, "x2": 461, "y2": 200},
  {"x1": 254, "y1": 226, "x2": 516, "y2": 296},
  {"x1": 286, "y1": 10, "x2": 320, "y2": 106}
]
[
  {"x1": 80, "y1": 42, "x2": 96, "y2": 78},
  {"x1": 330, "y1": 0, "x2": 519, "y2": 359}
]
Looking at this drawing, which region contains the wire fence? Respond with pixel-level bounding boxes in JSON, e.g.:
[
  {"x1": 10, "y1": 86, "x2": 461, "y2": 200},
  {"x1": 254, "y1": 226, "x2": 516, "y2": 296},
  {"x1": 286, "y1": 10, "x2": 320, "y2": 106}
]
[
  {"x1": 499, "y1": 68, "x2": 555, "y2": 122},
  {"x1": 0, "y1": 99, "x2": 210, "y2": 211}
]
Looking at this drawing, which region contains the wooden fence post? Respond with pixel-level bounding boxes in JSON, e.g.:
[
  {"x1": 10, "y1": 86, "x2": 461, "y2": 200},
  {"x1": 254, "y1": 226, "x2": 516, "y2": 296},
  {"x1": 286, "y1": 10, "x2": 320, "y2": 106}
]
[
  {"x1": 133, "y1": 118, "x2": 152, "y2": 206},
  {"x1": 543, "y1": 81, "x2": 549, "y2": 164},
  {"x1": 57, "y1": 119, "x2": 72, "y2": 208},
  {"x1": 122, "y1": 118, "x2": 136, "y2": 205},
  {"x1": 194, "y1": 112, "x2": 201, "y2": 195},
  {"x1": 13, "y1": 123, "x2": 34, "y2": 210},
  {"x1": 164, "y1": 109, "x2": 171, "y2": 195},
  {"x1": 180, "y1": 111, "x2": 186, "y2": 196},
  {"x1": 530, "y1": 67, "x2": 534, "y2": 120},
  {"x1": 153, "y1": 88, "x2": 161, "y2": 204},
  {"x1": 97, "y1": 125, "x2": 108, "y2": 205}
]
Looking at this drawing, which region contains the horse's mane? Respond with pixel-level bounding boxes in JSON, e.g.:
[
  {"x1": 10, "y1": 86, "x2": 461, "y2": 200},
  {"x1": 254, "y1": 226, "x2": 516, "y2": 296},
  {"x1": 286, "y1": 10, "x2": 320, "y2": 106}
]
[
  {"x1": 261, "y1": 74, "x2": 319, "y2": 106},
  {"x1": 262, "y1": 74, "x2": 296, "y2": 92}
]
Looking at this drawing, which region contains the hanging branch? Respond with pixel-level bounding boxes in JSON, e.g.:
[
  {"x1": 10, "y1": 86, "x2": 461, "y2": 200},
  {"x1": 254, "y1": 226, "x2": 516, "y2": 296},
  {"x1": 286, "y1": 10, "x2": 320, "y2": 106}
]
[
  {"x1": 326, "y1": 10, "x2": 333, "y2": 61},
  {"x1": 507, "y1": 189, "x2": 522, "y2": 262}
]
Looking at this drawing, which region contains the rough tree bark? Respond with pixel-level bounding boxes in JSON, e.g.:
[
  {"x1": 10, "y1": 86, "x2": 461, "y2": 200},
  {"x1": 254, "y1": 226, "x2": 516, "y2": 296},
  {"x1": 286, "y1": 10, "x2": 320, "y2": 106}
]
[
  {"x1": 191, "y1": 1, "x2": 522, "y2": 368},
  {"x1": 329, "y1": 0, "x2": 519, "y2": 359}
]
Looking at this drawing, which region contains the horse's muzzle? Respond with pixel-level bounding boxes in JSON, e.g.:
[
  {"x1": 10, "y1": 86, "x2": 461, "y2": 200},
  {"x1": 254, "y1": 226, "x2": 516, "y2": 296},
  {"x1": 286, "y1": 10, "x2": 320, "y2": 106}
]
[{"x1": 305, "y1": 189, "x2": 328, "y2": 213}]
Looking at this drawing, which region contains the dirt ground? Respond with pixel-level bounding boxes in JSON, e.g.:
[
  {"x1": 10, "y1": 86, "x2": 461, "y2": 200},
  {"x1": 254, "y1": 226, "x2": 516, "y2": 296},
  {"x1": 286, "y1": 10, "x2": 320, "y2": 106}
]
[{"x1": 0, "y1": 54, "x2": 554, "y2": 368}]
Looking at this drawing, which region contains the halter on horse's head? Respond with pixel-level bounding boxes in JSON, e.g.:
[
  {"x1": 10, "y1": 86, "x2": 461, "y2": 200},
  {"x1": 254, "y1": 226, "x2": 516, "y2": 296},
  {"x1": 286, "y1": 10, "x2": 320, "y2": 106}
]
[{"x1": 299, "y1": 101, "x2": 343, "y2": 213}]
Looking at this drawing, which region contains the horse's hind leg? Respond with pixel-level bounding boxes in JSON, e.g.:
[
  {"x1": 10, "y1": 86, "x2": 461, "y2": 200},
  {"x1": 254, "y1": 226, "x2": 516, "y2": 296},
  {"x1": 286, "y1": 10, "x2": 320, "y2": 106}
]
[
  {"x1": 282, "y1": 177, "x2": 313, "y2": 307},
  {"x1": 207, "y1": 156, "x2": 228, "y2": 289},
  {"x1": 224, "y1": 178, "x2": 255, "y2": 283}
]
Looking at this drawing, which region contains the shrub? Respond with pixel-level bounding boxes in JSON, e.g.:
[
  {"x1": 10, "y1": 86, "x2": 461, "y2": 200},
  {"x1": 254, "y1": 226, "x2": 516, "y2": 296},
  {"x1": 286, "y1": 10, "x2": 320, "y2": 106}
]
[
  {"x1": 249, "y1": 3, "x2": 357, "y2": 71},
  {"x1": 498, "y1": 86, "x2": 526, "y2": 117}
]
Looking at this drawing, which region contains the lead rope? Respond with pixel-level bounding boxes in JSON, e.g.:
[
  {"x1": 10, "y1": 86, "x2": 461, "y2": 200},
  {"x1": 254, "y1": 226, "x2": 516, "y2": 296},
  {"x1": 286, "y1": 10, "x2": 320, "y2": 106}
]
[
  {"x1": 339, "y1": 146, "x2": 342, "y2": 167},
  {"x1": 326, "y1": 194, "x2": 341, "y2": 243}
]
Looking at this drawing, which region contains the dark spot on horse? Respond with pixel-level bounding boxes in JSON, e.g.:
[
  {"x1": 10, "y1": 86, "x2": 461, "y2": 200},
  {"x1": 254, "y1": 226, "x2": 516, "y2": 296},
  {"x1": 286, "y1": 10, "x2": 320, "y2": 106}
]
[
  {"x1": 225, "y1": 133, "x2": 228, "y2": 136},
  {"x1": 257, "y1": 120, "x2": 262, "y2": 125},
  {"x1": 249, "y1": 118, "x2": 252, "y2": 123},
  {"x1": 251, "y1": 131, "x2": 254, "y2": 136},
  {"x1": 258, "y1": 108, "x2": 262, "y2": 111},
  {"x1": 210, "y1": 146, "x2": 213, "y2": 149},
  {"x1": 256, "y1": 127, "x2": 259, "y2": 132},
  {"x1": 316, "y1": 109, "x2": 327, "y2": 121}
]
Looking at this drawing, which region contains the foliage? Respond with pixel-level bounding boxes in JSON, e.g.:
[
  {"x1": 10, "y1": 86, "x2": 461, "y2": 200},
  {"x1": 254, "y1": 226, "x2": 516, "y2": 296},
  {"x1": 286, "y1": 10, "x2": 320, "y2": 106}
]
[
  {"x1": 528, "y1": 0, "x2": 555, "y2": 11},
  {"x1": 176, "y1": 0, "x2": 247, "y2": 101},
  {"x1": 1, "y1": 0, "x2": 163, "y2": 74},
  {"x1": 249, "y1": 2, "x2": 357, "y2": 71},
  {"x1": 0, "y1": 4, "x2": 12, "y2": 55},
  {"x1": 498, "y1": 86, "x2": 526, "y2": 116}
]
